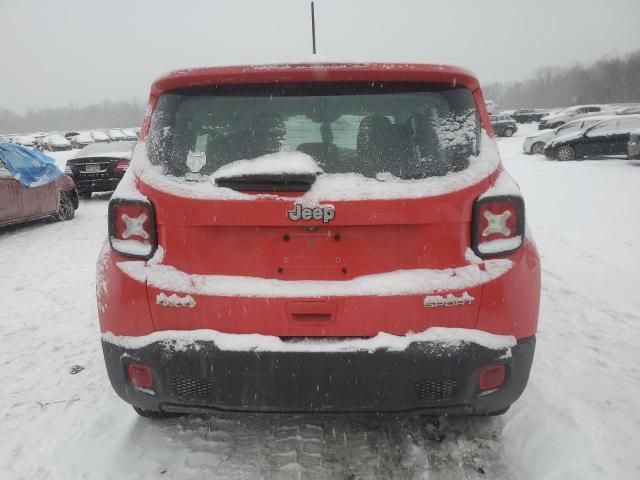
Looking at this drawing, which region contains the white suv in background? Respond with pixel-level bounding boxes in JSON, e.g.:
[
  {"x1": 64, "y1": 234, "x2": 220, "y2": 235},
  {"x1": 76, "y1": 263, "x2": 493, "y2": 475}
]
[{"x1": 538, "y1": 105, "x2": 615, "y2": 130}]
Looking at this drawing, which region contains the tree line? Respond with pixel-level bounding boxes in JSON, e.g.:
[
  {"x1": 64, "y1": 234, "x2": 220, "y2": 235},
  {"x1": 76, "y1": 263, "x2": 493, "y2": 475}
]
[
  {"x1": 484, "y1": 50, "x2": 640, "y2": 109},
  {"x1": 0, "y1": 99, "x2": 146, "y2": 134}
]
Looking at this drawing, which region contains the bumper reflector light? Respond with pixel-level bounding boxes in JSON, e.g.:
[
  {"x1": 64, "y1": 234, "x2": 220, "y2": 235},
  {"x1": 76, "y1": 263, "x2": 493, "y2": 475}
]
[
  {"x1": 478, "y1": 364, "x2": 506, "y2": 391},
  {"x1": 127, "y1": 364, "x2": 153, "y2": 390}
]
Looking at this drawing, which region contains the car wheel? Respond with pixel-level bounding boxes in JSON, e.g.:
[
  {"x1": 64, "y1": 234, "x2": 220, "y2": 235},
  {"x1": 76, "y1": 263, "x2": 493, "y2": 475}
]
[
  {"x1": 556, "y1": 145, "x2": 576, "y2": 161},
  {"x1": 56, "y1": 192, "x2": 75, "y2": 221},
  {"x1": 78, "y1": 190, "x2": 92, "y2": 200},
  {"x1": 503, "y1": 128, "x2": 514, "y2": 137},
  {"x1": 531, "y1": 142, "x2": 545, "y2": 154},
  {"x1": 133, "y1": 406, "x2": 184, "y2": 419}
]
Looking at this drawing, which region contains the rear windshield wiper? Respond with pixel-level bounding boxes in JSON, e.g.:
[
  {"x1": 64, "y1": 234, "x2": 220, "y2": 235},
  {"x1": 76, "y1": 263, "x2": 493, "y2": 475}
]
[{"x1": 214, "y1": 173, "x2": 317, "y2": 192}]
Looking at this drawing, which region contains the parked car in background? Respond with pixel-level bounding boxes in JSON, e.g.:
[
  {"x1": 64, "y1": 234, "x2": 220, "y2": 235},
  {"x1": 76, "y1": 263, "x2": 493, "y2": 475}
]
[
  {"x1": 490, "y1": 114, "x2": 518, "y2": 137},
  {"x1": 98, "y1": 63, "x2": 540, "y2": 419},
  {"x1": 43, "y1": 134, "x2": 72, "y2": 151},
  {"x1": 107, "y1": 129, "x2": 127, "y2": 141},
  {"x1": 16, "y1": 135, "x2": 36, "y2": 147},
  {"x1": 617, "y1": 105, "x2": 640, "y2": 116},
  {"x1": 120, "y1": 129, "x2": 138, "y2": 140},
  {"x1": 70, "y1": 131, "x2": 95, "y2": 149},
  {"x1": 0, "y1": 143, "x2": 78, "y2": 226},
  {"x1": 544, "y1": 115, "x2": 640, "y2": 160},
  {"x1": 91, "y1": 130, "x2": 110, "y2": 143},
  {"x1": 523, "y1": 115, "x2": 617, "y2": 154},
  {"x1": 65, "y1": 140, "x2": 135, "y2": 198},
  {"x1": 64, "y1": 131, "x2": 81, "y2": 140},
  {"x1": 538, "y1": 105, "x2": 614, "y2": 130},
  {"x1": 512, "y1": 109, "x2": 548, "y2": 124},
  {"x1": 628, "y1": 130, "x2": 640, "y2": 159},
  {"x1": 485, "y1": 99, "x2": 499, "y2": 114}
]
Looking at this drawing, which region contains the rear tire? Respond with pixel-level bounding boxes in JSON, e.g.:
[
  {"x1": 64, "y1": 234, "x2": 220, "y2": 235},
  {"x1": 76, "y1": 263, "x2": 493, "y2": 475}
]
[
  {"x1": 133, "y1": 406, "x2": 185, "y2": 419},
  {"x1": 503, "y1": 128, "x2": 514, "y2": 137},
  {"x1": 531, "y1": 142, "x2": 545, "y2": 154},
  {"x1": 56, "y1": 192, "x2": 75, "y2": 221},
  {"x1": 556, "y1": 145, "x2": 576, "y2": 161}
]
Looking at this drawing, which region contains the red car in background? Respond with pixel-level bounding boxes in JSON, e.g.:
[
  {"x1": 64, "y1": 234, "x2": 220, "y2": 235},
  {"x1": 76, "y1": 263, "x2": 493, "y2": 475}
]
[
  {"x1": 0, "y1": 152, "x2": 78, "y2": 227},
  {"x1": 97, "y1": 63, "x2": 540, "y2": 418}
]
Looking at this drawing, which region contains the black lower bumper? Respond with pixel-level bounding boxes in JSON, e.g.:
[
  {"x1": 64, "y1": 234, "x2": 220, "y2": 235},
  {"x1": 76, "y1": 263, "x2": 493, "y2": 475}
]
[{"x1": 102, "y1": 336, "x2": 535, "y2": 416}]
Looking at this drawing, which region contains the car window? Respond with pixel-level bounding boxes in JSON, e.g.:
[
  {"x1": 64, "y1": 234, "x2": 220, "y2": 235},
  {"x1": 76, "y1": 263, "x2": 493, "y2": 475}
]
[
  {"x1": 557, "y1": 123, "x2": 578, "y2": 133},
  {"x1": 586, "y1": 120, "x2": 617, "y2": 136},
  {"x1": 148, "y1": 83, "x2": 482, "y2": 180},
  {"x1": 587, "y1": 107, "x2": 601, "y2": 113},
  {"x1": 615, "y1": 117, "x2": 640, "y2": 133}
]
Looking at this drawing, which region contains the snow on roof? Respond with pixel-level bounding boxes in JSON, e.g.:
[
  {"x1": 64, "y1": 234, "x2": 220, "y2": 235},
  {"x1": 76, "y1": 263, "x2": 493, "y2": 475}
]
[
  {"x1": 73, "y1": 141, "x2": 136, "y2": 160},
  {"x1": 151, "y1": 62, "x2": 480, "y2": 97}
]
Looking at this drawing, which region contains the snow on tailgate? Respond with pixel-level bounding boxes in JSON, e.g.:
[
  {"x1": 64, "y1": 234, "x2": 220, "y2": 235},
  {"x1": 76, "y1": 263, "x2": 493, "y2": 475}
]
[
  {"x1": 116, "y1": 258, "x2": 512, "y2": 298},
  {"x1": 102, "y1": 327, "x2": 516, "y2": 353}
]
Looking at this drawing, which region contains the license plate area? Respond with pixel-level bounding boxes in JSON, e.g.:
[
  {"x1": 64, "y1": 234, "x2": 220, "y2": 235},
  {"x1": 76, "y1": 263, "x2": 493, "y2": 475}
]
[{"x1": 85, "y1": 164, "x2": 101, "y2": 172}]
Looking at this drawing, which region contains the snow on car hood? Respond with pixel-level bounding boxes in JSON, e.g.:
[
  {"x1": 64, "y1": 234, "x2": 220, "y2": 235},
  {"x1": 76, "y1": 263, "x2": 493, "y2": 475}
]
[
  {"x1": 547, "y1": 131, "x2": 584, "y2": 147},
  {"x1": 125, "y1": 130, "x2": 500, "y2": 202}
]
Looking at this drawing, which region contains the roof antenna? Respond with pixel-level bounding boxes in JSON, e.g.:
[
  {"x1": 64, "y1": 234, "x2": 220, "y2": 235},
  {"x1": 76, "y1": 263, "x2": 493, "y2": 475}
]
[{"x1": 310, "y1": 1, "x2": 317, "y2": 54}]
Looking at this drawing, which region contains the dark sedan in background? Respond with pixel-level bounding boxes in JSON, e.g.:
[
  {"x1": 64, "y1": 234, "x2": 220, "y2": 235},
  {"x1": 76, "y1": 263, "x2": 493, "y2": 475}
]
[
  {"x1": 511, "y1": 109, "x2": 549, "y2": 123},
  {"x1": 544, "y1": 115, "x2": 640, "y2": 160},
  {"x1": 490, "y1": 115, "x2": 518, "y2": 137},
  {"x1": 65, "y1": 141, "x2": 135, "y2": 199}
]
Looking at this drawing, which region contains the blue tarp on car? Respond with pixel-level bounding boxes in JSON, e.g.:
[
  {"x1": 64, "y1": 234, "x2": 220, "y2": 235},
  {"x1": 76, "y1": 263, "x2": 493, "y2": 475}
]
[{"x1": 0, "y1": 142, "x2": 63, "y2": 187}]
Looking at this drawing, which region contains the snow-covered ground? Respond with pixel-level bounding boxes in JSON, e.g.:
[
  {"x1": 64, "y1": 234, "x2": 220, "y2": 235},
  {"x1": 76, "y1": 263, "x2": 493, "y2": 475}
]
[{"x1": 1, "y1": 125, "x2": 639, "y2": 479}]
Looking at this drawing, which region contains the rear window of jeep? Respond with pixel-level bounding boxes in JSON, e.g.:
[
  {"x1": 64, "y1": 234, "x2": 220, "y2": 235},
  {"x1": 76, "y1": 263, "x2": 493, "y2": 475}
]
[{"x1": 148, "y1": 83, "x2": 481, "y2": 180}]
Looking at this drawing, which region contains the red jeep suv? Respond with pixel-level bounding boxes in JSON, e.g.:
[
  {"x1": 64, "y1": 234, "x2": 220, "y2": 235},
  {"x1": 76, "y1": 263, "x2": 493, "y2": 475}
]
[{"x1": 97, "y1": 64, "x2": 540, "y2": 418}]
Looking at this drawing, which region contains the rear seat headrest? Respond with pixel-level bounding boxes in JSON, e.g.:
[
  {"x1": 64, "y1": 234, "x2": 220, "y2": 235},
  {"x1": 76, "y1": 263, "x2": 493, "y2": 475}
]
[{"x1": 251, "y1": 113, "x2": 286, "y2": 155}]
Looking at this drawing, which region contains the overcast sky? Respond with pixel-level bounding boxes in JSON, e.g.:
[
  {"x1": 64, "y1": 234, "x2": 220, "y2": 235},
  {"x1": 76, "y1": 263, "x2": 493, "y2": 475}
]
[{"x1": 1, "y1": 0, "x2": 639, "y2": 113}]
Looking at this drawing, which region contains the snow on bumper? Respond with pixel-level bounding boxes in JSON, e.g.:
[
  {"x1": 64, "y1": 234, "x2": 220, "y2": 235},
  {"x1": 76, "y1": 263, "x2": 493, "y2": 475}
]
[
  {"x1": 115, "y1": 258, "x2": 513, "y2": 298},
  {"x1": 102, "y1": 326, "x2": 517, "y2": 354}
]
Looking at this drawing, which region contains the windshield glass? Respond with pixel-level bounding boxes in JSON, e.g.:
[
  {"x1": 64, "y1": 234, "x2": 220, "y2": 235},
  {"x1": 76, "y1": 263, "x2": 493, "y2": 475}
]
[{"x1": 147, "y1": 83, "x2": 481, "y2": 181}]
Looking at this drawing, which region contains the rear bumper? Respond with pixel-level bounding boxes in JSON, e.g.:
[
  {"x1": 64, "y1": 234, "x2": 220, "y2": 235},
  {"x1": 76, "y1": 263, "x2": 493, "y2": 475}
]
[{"x1": 101, "y1": 334, "x2": 535, "y2": 416}]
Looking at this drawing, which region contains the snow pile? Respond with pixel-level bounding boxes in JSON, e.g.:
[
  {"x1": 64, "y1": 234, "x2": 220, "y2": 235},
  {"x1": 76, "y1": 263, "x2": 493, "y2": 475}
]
[
  {"x1": 211, "y1": 151, "x2": 321, "y2": 179},
  {"x1": 117, "y1": 258, "x2": 512, "y2": 298},
  {"x1": 102, "y1": 326, "x2": 516, "y2": 353}
]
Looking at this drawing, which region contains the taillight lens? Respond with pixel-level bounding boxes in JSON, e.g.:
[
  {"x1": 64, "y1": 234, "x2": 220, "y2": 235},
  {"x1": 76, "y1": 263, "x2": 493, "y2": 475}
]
[
  {"x1": 108, "y1": 199, "x2": 156, "y2": 259},
  {"x1": 114, "y1": 160, "x2": 130, "y2": 172},
  {"x1": 472, "y1": 195, "x2": 525, "y2": 257}
]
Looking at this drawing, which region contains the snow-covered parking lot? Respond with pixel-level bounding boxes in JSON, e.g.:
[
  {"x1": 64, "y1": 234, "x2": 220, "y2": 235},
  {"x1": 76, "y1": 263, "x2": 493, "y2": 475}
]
[{"x1": 1, "y1": 124, "x2": 639, "y2": 480}]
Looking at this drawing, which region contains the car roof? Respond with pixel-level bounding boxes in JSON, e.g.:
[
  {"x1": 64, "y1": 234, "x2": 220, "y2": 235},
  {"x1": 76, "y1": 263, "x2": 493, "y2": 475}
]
[
  {"x1": 150, "y1": 63, "x2": 480, "y2": 97},
  {"x1": 73, "y1": 141, "x2": 136, "y2": 159}
]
